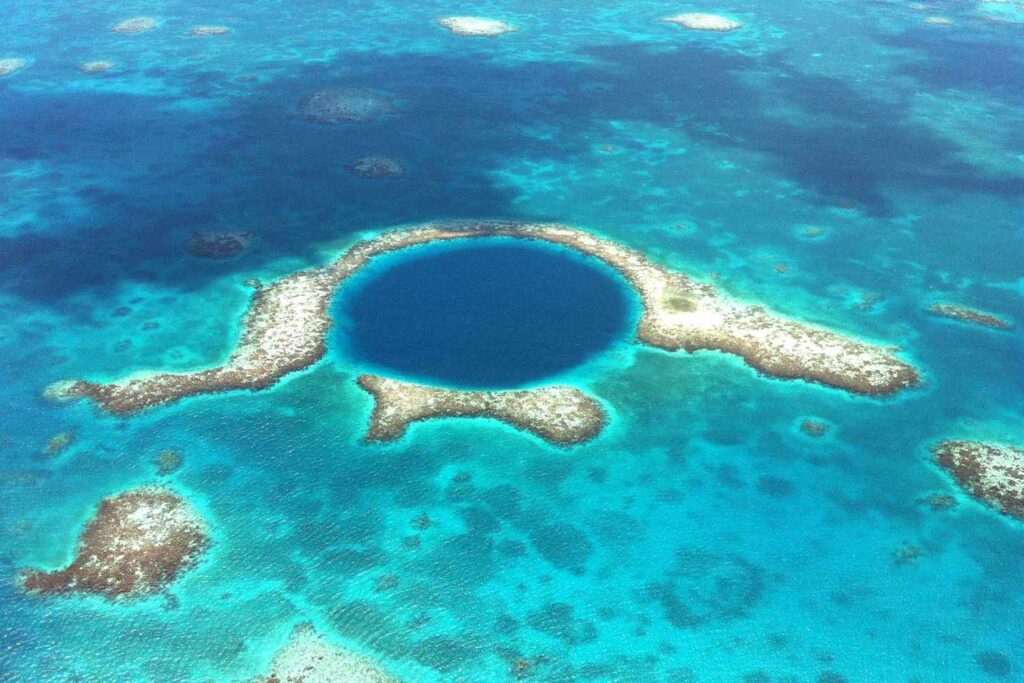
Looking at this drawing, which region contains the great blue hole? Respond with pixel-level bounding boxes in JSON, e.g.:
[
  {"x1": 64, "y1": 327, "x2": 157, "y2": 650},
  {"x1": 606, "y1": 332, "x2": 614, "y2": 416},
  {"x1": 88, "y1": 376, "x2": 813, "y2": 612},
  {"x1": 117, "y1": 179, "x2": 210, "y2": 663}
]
[{"x1": 333, "y1": 237, "x2": 638, "y2": 389}]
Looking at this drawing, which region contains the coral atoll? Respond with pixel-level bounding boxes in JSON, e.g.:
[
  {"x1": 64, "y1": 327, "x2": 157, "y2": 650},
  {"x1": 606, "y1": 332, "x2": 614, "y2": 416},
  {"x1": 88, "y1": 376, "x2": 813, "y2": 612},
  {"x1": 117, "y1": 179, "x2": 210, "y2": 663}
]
[
  {"x1": 20, "y1": 486, "x2": 209, "y2": 598},
  {"x1": 298, "y1": 88, "x2": 397, "y2": 124},
  {"x1": 357, "y1": 374, "x2": 607, "y2": 445},
  {"x1": 934, "y1": 440, "x2": 1024, "y2": 520},
  {"x1": 438, "y1": 16, "x2": 517, "y2": 37},
  {"x1": 50, "y1": 221, "x2": 919, "y2": 427},
  {"x1": 662, "y1": 13, "x2": 743, "y2": 32},
  {"x1": 252, "y1": 623, "x2": 398, "y2": 683}
]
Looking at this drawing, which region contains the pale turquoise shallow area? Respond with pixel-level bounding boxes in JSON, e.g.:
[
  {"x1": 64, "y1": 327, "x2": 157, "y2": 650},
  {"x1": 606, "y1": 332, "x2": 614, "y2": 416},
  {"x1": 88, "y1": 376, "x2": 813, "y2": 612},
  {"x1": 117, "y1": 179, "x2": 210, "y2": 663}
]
[{"x1": 1, "y1": 0, "x2": 1023, "y2": 681}]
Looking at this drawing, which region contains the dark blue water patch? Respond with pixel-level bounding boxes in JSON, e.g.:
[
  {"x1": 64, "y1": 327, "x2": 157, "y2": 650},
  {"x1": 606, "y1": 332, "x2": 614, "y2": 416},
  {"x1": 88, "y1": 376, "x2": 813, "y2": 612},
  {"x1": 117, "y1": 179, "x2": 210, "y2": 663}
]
[{"x1": 332, "y1": 238, "x2": 638, "y2": 389}]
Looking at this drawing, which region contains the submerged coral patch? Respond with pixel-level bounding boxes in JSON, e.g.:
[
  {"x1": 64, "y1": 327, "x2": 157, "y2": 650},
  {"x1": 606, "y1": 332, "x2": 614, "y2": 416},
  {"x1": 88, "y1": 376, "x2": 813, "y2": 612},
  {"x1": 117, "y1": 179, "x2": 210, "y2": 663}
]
[
  {"x1": 934, "y1": 440, "x2": 1024, "y2": 520},
  {"x1": 649, "y1": 549, "x2": 764, "y2": 628},
  {"x1": 297, "y1": 88, "x2": 397, "y2": 124},
  {"x1": 438, "y1": 16, "x2": 516, "y2": 37},
  {"x1": 186, "y1": 231, "x2": 254, "y2": 259},
  {"x1": 20, "y1": 486, "x2": 209, "y2": 599},
  {"x1": 253, "y1": 623, "x2": 398, "y2": 682},
  {"x1": 188, "y1": 25, "x2": 231, "y2": 36},
  {"x1": 927, "y1": 303, "x2": 1013, "y2": 331},
  {"x1": 662, "y1": 13, "x2": 743, "y2": 32},
  {"x1": 112, "y1": 17, "x2": 157, "y2": 33},
  {"x1": 79, "y1": 61, "x2": 114, "y2": 74},
  {"x1": 0, "y1": 58, "x2": 28, "y2": 77},
  {"x1": 346, "y1": 156, "x2": 406, "y2": 179}
]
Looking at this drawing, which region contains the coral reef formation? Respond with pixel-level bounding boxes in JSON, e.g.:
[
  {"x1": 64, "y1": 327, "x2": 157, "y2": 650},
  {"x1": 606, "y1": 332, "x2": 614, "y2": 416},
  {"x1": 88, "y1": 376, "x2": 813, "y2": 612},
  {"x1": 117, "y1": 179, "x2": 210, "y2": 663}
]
[
  {"x1": 252, "y1": 623, "x2": 398, "y2": 683},
  {"x1": 155, "y1": 450, "x2": 183, "y2": 476},
  {"x1": 662, "y1": 13, "x2": 743, "y2": 32},
  {"x1": 50, "y1": 221, "x2": 919, "y2": 420},
  {"x1": 79, "y1": 61, "x2": 114, "y2": 74},
  {"x1": 357, "y1": 374, "x2": 607, "y2": 445},
  {"x1": 20, "y1": 486, "x2": 209, "y2": 598},
  {"x1": 42, "y1": 431, "x2": 74, "y2": 457},
  {"x1": 0, "y1": 58, "x2": 28, "y2": 77},
  {"x1": 346, "y1": 156, "x2": 405, "y2": 179},
  {"x1": 927, "y1": 303, "x2": 1012, "y2": 330},
  {"x1": 438, "y1": 17, "x2": 517, "y2": 37},
  {"x1": 934, "y1": 440, "x2": 1024, "y2": 520},
  {"x1": 112, "y1": 17, "x2": 157, "y2": 33},
  {"x1": 188, "y1": 25, "x2": 231, "y2": 36},
  {"x1": 800, "y1": 420, "x2": 828, "y2": 437},
  {"x1": 298, "y1": 89, "x2": 397, "y2": 124},
  {"x1": 186, "y1": 231, "x2": 253, "y2": 259}
]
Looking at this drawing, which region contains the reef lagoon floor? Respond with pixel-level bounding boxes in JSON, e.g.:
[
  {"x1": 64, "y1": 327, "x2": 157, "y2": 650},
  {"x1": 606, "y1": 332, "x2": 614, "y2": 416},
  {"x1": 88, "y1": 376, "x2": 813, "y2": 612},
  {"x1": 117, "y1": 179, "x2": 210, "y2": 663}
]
[{"x1": 2, "y1": 0, "x2": 1024, "y2": 681}]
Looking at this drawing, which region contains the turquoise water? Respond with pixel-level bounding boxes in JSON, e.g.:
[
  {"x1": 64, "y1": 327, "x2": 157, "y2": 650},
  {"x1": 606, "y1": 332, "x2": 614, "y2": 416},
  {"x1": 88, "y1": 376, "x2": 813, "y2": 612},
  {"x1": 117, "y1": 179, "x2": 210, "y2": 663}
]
[{"x1": 1, "y1": 0, "x2": 1023, "y2": 681}]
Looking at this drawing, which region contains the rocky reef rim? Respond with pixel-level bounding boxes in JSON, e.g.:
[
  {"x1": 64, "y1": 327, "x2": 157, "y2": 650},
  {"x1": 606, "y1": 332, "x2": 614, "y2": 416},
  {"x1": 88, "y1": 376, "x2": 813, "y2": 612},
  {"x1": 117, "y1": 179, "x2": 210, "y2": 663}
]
[{"x1": 48, "y1": 220, "x2": 920, "y2": 425}]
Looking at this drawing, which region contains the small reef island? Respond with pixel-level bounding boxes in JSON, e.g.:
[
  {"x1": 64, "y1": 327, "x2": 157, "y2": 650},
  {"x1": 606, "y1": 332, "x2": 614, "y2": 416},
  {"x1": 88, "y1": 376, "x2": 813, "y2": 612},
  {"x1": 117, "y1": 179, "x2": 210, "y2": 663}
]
[
  {"x1": 253, "y1": 623, "x2": 398, "y2": 683},
  {"x1": 358, "y1": 374, "x2": 606, "y2": 445},
  {"x1": 48, "y1": 221, "x2": 919, "y2": 444},
  {"x1": 934, "y1": 440, "x2": 1024, "y2": 520},
  {"x1": 20, "y1": 486, "x2": 210, "y2": 599},
  {"x1": 438, "y1": 16, "x2": 517, "y2": 37}
]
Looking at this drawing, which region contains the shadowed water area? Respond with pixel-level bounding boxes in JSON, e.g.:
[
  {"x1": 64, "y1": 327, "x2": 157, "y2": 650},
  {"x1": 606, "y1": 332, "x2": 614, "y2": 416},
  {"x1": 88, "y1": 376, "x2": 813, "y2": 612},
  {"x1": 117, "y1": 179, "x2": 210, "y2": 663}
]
[{"x1": 334, "y1": 239, "x2": 637, "y2": 388}]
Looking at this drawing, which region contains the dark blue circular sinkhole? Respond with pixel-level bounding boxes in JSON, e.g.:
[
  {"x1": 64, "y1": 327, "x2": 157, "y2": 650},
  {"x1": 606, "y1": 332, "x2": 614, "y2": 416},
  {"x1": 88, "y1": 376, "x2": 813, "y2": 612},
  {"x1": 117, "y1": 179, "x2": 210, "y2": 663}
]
[{"x1": 333, "y1": 238, "x2": 638, "y2": 389}]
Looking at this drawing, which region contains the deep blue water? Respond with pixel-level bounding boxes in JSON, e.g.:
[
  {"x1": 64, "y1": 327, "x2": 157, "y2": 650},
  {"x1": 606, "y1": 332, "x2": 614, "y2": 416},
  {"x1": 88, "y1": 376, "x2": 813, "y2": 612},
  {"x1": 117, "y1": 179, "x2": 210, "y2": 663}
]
[
  {"x1": 0, "y1": 1, "x2": 1023, "y2": 681},
  {"x1": 334, "y1": 239, "x2": 636, "y2": 388}
]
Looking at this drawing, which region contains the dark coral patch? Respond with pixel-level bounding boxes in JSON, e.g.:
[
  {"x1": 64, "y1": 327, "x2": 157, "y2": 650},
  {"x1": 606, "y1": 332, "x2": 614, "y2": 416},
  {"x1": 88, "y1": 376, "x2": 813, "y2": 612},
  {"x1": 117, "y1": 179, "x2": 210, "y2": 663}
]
[
  {"x1": 649, "y1": 549, "x2": 764, "y2": 629},
  {"x1": 298, "y1": 88, "x2": 397, "y2": 124}
]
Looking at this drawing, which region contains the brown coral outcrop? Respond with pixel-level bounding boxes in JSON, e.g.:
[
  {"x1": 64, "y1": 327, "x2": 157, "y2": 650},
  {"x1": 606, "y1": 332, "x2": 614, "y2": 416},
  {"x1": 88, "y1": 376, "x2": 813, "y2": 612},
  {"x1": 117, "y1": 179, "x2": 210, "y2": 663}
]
[{"x1": 357, "y1": 374, "x2": 607, "y2": 445}]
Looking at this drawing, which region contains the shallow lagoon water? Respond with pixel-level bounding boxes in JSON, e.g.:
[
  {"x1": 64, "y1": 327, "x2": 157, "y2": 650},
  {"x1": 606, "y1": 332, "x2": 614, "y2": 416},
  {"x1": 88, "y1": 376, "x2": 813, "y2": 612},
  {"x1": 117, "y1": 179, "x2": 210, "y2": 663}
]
[{"x1": 0, "y1": 0, "x2": 1023, "y2": 681}]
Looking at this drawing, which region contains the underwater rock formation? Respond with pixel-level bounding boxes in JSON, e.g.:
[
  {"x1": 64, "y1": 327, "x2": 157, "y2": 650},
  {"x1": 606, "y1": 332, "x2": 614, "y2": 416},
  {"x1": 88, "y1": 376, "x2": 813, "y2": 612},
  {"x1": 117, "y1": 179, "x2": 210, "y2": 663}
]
[
  {"x1": 50, "y1": 220, "x2": 919, "y2": 418},
  {"x1": 0, "y1": 58, "x2": 28, "y2": 77},
  {"x1": 346, "y1": 156, "x2": 405, "y2": 179},
  {"x1": 155, "y1": 449, "x2": 183, "y2": 476},
  {"x1": 800, "y1": 420, "x2": 828, "y2": 437},
  {"x1": 186, "y1": 231, "x2": 253, "y2": 259},
  {"x1": 438, "y1": 16, "x2": 517, "y2": 37},
  {"x1": 42, "y1": 430, "x2": 74, "y2": 457},
  {"x1": 188, "y1": 25, "x2": 231, "y2": 36},
  {"x1": 253, "y1": 623, "x2": 398, "y2": 683},
  {"x1": 112, "y1": 17, "x2": 157, "y2": 33},
  {"x1": 20, "y1": 486, "x2": 209, "y2": 598},
  {"x1": 79, "y1": 61, "x2": 114, "y2": 74},
  {"x1": 934, "y1": 440, "x2": 1024, "y2": 520},
  {"x1": 927, "y1": 303, "x2": 1012, "y2": 330},
  {"x1": 662, "y1": 13, "x2": 743, "y2": 32},
  {"x1": 357, "y1": 374, "x2": 607, "y2": 445},
  {"x1": 297, "y1": 88, "x2": 397, "y2": 124}
]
